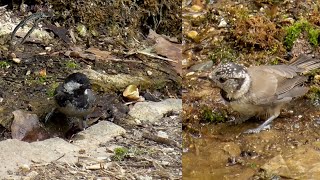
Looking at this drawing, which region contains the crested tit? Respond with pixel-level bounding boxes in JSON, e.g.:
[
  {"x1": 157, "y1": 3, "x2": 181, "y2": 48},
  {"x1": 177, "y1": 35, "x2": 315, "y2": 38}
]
[
  {"x1": 53, "y1": 72, "x2": 96, "y2": 129},
  {"x1": 209, "y1": 54, "x2": 320, "y2": 133}
]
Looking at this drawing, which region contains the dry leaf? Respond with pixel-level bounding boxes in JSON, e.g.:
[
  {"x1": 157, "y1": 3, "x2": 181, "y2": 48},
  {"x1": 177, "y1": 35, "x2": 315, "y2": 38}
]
[
  {"x1": 11, "y1": 110, "x2": 48, "y2": 142},
  {"x1": 85, "y1": 47, "x2": 111, "y2": 60},
  {"x1": 148, "y1": 29, "x2": 182, "y2": 75}
]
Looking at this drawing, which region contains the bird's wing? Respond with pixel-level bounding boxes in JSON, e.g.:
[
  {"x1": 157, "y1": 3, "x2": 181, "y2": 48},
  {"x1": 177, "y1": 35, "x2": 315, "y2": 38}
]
[
  {"x1": 247, "y1": 65, "x2": 308, "y2": 105},
  {"x1": 256, "y1": 65, "x2": 298, "y2": 78},
  {"x1": 289, "y1": 54, "x2": 320, "y2": 73},
  {"x1": 247, "y1": 67, "x2": 279, "y2": 105}
]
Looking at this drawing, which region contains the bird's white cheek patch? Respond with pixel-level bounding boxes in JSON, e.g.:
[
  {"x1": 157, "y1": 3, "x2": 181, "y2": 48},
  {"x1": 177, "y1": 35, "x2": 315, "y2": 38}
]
[
  {"x1": 84, "y1": 89, "x2": 88, "y2": 95},
  {"x1": 64, "y1": 81, "x2": 81, "y2": 94}
]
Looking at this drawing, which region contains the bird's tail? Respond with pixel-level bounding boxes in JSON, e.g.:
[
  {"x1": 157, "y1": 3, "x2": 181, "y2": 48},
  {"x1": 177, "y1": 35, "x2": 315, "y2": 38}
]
[{"x1": 289, "y1": 54, "x2": 320, "y2": 73}]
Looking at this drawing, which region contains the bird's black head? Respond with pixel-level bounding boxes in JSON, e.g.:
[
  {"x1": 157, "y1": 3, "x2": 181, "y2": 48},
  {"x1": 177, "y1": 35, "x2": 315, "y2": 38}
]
[
  {"x1": 62, "y1": 73, "x2": 91, "y2": 95},
  {"x1": 64, "y1": 73, "x2": 91, "y2": 87}
]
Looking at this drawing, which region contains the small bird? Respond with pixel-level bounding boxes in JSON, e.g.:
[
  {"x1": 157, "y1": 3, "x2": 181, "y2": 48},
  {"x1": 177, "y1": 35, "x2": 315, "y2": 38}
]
[
  {"x1": 209, "y1": 55, "x2": 320, "y2": 133},
  {"x1": 52, "y1": 72, "x2": 96, "y2": 129}
]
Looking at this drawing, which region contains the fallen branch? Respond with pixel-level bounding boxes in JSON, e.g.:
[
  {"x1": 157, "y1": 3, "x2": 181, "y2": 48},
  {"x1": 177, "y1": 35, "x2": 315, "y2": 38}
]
[
  {"x1": 136, "y1": 50, "x2": 177, "y2": 63},
  {"x1": 142, "y1": 131, "x2": 180, "y2": 148}
]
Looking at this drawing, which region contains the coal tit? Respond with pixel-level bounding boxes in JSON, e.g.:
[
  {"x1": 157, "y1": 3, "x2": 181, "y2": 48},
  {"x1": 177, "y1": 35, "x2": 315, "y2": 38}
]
[{"x1": 53, "y1": 72, "x2": 95, "y2": 129}]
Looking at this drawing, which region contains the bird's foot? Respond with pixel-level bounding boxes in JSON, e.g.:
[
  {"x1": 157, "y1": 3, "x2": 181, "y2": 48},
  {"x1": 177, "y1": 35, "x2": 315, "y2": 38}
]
[
  {"x1": 44, "y1": 108, "x2": 56, "y2": 123},
  {"x1": 227, "y1": 115, "x2": 250, "y2": 125},
  {"x1": 79, "y1": 119, "x2": 88, "y2": 130},
  {"x1": 244, "y1": 124, "x2": 271, "y2": 134}
]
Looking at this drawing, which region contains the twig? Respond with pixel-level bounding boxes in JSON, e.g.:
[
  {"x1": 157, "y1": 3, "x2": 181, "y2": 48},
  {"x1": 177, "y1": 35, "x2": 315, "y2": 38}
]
[
  {"x1": 137, "y1": 50, "x2": 177, "y2": 63},
  {"x1": 142, "y1": 131, "x2": 180, "y2": 148},
  {"x1": 276, "y1": 56, "x2": 287, "y2": 63},
  {"x1": 54, "y1": 153, "x2": 65, "y2": 161},
  {"x1": 105, "y1": 58, "x2": 142, "y2": 63}
]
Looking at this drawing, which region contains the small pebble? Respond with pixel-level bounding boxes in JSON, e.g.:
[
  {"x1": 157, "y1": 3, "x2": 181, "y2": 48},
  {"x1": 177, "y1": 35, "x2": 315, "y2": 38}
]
[
  {"x1": 218, "y1": 18, "x2": 227, "y2": 28},
  {"x1": 187, "y1": 30, "x2": 199, "y2": 41},
  {"x1": 298, "y1": 115, "x2": 303, "y2": 119},
  {"x1": 146, "y1": 70, "x2": 152, "y2": 76},
  {"x1": 20, "y1": 164, "x2": 30, "y2": 172},
  {"x1": 161, "y1": 161, "x2": 170, "y2": 166},
  {"x1": 26, "y1": 70, "x2": 31, "y2": 76},
  {"x1": 12, "y1": 58, "x2": 21, "y2": 63},
  {"x1": 38, "y1": 52, "x2": 46, "y2": 55},
  {"x1": 45, "y1": 46, "x2": 52, "y2": 51},
  {"x1": 191, "y1": 5, "x2": 202, "y2": 12},
  {"x1": 186, "y1": 72, "x2": 195, "y2": 76},
  {"x1": 157, "y1": 131, "x2": 169, "y2": 139},
  {"x1": 26, "y1": 171, "x2": 38, "y2": 178}
]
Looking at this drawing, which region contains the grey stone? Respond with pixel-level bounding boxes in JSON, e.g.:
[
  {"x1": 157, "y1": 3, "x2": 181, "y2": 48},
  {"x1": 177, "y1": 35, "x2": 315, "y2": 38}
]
[
  {"x1": 72, "y1": 121, "x2": 126, "y2": 148},
  {"x1": 218, "y1": 18, "x2": 227, "y2": 28},
  {"x1": 189, "y1": 60, "x2": 213, "y2": 72},
  {"x1": 0, "y1": 121, "x2": 126, "y2": 178},
  {"x1": 262, "y1": 146, "x2": 320, "y2": 179},
  {"x1": 128, "y1": 99, "x2": 182, "y2": 123},
  {"x1": 0, "y1": 138, "x2": 79, "y2": 178}
]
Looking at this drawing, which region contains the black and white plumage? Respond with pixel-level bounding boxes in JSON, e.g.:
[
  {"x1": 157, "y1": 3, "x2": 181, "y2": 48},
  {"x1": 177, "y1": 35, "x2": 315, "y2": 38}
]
[
  {"x1": 53, "y1": 72, "x2": 95, "y2": 129},
  {"x1": 209, "y1": 55, "x2": 320, "y2": 133}
]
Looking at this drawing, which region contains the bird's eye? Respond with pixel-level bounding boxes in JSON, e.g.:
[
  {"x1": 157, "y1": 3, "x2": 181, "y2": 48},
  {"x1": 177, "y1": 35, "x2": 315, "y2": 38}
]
[{"x1": 218, "y1": 77, "x2": 227, "y2": 83}]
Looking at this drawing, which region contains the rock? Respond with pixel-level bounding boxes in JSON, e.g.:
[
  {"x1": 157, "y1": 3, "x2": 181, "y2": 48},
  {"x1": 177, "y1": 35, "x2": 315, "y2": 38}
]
[
  {"x1": 128, "y1": 98, "x2": 182, "y2": 123},
  {"x1": 190, "y1": 5, "x2": 203, "y2": 12},
  {"x1": 218, "y1": 18, "x2": 227, "y2": 28},
  {"x1": 0, "y1": 138, "x2": 79, "y2": 178},
  {"x1": 186, "y1": 30, "x2": 199, "y2": 42},
  {"x1": 189, "y1": 60, "x2": 213, "y2": 72},
  {"x1": 157, "y1": 131, "x2": 169, "y2": 139},
  {"x1": 146, "y1": 70, "x2": 152, "y2": 76},
  {"x1": 72, "y1": 121, "x2": 126, "y2": 148},
  {"x1": 26, "y1": 171, "x2": 39, "y2": 179},
  {"x1": 11, "y1": 110, "x2": 49, "y2": 142},
  {"x1": 138, "y1": 175, "x2": 153, "y2": 180},
  {"x1": 0, "y1": 106, "x2": 13, "y2": 129},
  {"x1": 262, "y1": 146, "x2": 320, "y2": 179},
  {"x1": 77, "y1": 69, "x2": 154, "y2": 92},
  {"x1": 12, "y1": 58, "x2": 21, "y2": 63}
]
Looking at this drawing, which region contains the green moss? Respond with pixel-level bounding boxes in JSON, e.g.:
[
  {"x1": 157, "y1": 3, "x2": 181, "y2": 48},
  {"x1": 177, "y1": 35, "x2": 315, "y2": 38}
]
[
  {"x1": 38, "y1": 76, "x2": 47, "y2": 83},
  {"x1": 284, "y1": 20, "x2": 308, "y2": 49},
  {"x1": 65, "y1": 61, "x2": 79, "y2": 69},
  {"x1": 112, "y1": 147, "x2": 129, "y2": 161},
  {"x1": 47, "y1": 82, "x2": 60, "y2": 97},
  {"x1": 208, "y1": 46, "x2": 236, "y2": 63},
  {"x1": 249, "y1": 162, "x2": 258, "y2": 169},
  {"x1": 200, "y1": 107, "x2": 226, "y2": 123},
  {"x1": 308, "y1": 27, "x2": 320, "y2": 46},
  {"x1": 270, "y1": 58, "x2": 279, "y2": 65},
  {"x1": 0, "y1": 61, "x2": 9, "y2": 68},
  {"x1": 284, "y1": 20, "x2": 320, "y2": 49},
  {"x1": 306, "y1": 85, "x2": 320, "y2": 106}
]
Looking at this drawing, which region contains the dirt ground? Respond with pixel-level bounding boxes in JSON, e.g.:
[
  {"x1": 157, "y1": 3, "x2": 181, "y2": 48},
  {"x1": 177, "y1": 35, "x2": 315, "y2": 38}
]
[{"x1": 0, "y1": 0, "x2": 182, "y2": 179}]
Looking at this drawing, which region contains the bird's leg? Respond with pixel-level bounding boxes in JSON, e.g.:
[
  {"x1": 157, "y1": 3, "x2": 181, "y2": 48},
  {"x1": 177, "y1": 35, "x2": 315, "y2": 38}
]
[
  {"x1": 244, "y1": 115, "x2": 277, "y2": 134},
  {"x1": 79, "y1": 117, "x2": 88, "y2": 130},
  {"x1": 227, "y1": 114, "x2": 251, "y2": 125},
  {"x1": 44, "y1": 107, "x2": 56, "y2": 123}
]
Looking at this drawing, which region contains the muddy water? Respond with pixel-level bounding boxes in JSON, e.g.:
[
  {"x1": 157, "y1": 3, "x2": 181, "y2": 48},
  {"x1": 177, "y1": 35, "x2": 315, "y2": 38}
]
[{"x1": 182, "y1": 83, "x2": 320, "y2": 179}]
